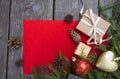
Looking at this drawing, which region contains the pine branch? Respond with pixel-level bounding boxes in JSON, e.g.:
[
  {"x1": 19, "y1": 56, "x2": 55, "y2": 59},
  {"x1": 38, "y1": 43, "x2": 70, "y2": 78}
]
[
  {"x1": 86, "y1": 53, "x2": 98, "y2": 63},
  {"x1": 32, "y1": 68, "x2": 40, "y2": 79},
  {"x1": 112, "y1": 72, "x2": 120, "y2": 79},
  {"x1": 95, "y1": 45, "x2": 107, "y2": 52},
  {"x1": 99, "y1": 0, "x2": 120, "y2": 54},
  {"x1": 86, "y1": 1, "x2": 120, "y2": 79},
  {"x1": 63, "y1": 55, "x2": 72, "y2": 72},
  {"x1": 87, "y1": 71, "x2": 96, "y2": 79},
  {"x1": 112, "y1": 1, "x2": 120, "y2": 21},
  {"x1": 94, "y1": 69, "x2": 105, "y2": 79},
  {"x1": 48, "y1": 64, "x2": 61, "y2": 79},
  {"x1": 48, "y1": 64, "x2": 68, "y2": 79},
  {"x1": 38, "y1": 65, "x2": 48, "y2": 74},
  {"x1": 100, "y1": 2, "x2": 118, "y2": 11},
  {"x1": 18, "y1": 76, "x2": 24, "y2": 79}
]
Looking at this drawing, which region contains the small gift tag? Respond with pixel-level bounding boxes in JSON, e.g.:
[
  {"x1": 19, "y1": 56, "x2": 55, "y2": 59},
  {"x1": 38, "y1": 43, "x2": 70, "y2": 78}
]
[
  {"x1": 74, "y1": 42, "x2": 91, "y2": 58},
  {"x1": 76, "y1": 9, "x2": 111, "y2": 45},
  {"x1": 67, "y1": 73, "x2": 83, "y2": 79}
]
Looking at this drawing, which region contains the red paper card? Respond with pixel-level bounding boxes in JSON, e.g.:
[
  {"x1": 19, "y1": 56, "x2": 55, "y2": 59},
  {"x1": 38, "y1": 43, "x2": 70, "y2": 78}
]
[{"x1": 23, "y1": 20, "x2": 102, "y2": 74}]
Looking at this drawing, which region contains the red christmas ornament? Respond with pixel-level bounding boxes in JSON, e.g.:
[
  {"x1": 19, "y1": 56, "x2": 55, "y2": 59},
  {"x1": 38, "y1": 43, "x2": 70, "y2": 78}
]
[{"x1": 72, "y1": 56, "x2": 91, "y2": 76}]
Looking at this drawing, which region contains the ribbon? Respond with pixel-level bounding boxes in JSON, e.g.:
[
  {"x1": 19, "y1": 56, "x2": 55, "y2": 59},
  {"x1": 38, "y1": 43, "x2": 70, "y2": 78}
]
[
  {"x1": 80, "y1": 9, "x2": 112, "y2": 45},
  {"x1": 80, "y1": 45, "x2": 86, "y2": 54},
  {"x1": 75, "y1": 44, "x2": 87, "y2": 57},
  {"x1": 80, "y1": 0, "x2": 84, "y2": 14},
  {"x1": 79, "y1": 0, "x2": 112, "y2": 45},
  {"x1": 114, "y1": 57, "x2": 120, "y2": 61}
]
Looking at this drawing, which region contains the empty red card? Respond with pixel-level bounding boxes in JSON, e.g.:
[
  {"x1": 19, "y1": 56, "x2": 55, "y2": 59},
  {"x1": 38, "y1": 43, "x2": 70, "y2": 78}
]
[
  {"x1": 23, "y1": 20, "x2": 103, "y2": 74},
  {"x1": 23, "y1": 20, "x2": 80, "y2": 74}
]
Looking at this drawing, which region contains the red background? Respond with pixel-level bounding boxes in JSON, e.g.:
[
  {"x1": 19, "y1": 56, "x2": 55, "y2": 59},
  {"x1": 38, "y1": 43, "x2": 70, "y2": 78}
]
[{"x1": 23, "y1": 20, "x2": 103, "y2": 74}]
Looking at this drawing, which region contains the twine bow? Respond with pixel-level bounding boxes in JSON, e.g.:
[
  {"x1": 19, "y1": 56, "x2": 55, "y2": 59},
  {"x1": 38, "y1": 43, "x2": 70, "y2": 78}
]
[
  {"x1": 80, "y1": 45, "x2": 86, "y2": 54},
  {"x1": 77, "y1": 45, "x2": 87, "y2": 57}
]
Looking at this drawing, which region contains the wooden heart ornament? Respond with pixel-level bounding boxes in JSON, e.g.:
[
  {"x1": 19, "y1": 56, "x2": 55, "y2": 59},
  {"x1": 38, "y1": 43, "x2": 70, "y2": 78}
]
[{"x1": 96, "y1": 51, "x2": 119, "y2": 72}]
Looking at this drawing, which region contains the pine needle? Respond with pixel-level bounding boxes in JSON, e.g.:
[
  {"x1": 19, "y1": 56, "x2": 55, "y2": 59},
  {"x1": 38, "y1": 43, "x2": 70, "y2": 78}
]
[
  {"x1": 100, "y1": 2, "x2": 118, "y2": 11},
  {"x1": 86, "y1": 53, "x2": 98, "y2": 63},
  {"x1": 95, "y1": 45, "x2": 107, "y2": 52},
  {"x1": 18, "y1": 76, "x2": 24, "y2": 79},
  {"x1": 32, "y1": 68, "x2": 40, "y2": 79},
  {"x1": 86, "y1": 1, "x2": 120, "y2": 79}
]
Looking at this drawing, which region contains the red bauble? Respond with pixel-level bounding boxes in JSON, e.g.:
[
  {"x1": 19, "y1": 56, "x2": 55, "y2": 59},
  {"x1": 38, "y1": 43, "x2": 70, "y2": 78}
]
[{"x1": 72, "y1": 57, "x2": 91, "y2": 76}]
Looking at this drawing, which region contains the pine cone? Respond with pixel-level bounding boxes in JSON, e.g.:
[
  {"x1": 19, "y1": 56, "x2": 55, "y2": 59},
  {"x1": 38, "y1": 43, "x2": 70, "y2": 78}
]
[
  {"x1": 53, "y1": 51, "x2": 64, "y2": 70},
  {"x1": 15, "y1": 59, "x2": 23, "y2": 67},
  {"x1": 53, "y1": 59, "x2": 64, "y2": 70},
  {"x1": 64, "y1": 14, "x2": 73, "y2": 23},
  {"x1": 69, "y1": 29, "x2": 80, "y2": 43},
  {"x1": 8, "y1": 37, "x2": 21, "y2": 49}
]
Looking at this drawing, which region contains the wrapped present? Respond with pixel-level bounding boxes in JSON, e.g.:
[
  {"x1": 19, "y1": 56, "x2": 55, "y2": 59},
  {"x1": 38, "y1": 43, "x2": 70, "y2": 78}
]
[
  {"x1": 67, "y1": 73, "x2": 83, "y2": 79},
  {"x1": 76, "y1": 9, "x2": 111, "y2": 45},
  {"x1": 74, "y1": 42, "x2": 91, "y2": 58}
]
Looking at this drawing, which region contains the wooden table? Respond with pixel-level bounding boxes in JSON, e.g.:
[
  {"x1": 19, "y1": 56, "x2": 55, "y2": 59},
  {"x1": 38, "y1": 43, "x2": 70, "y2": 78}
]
[{"x1": 0, "y1": 0, "x2": 115, "y2": 79}]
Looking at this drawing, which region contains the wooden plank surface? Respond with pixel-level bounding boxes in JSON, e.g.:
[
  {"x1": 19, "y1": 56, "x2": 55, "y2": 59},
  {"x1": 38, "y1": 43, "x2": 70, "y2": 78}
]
[
  {"x1": 7, "y1": 0, "x2": 53, "y2": 79},
  {"x1": 55, "y1": 0, "x2": 82, "y2": 20},
  {"x1": 55, "y1": 0, "x2": 98, "y2": 20},
  {"x1": 0, "y1": 0, "x2": 10, "y2": 79},
  {"x1": 0, "y1": 0, "x2": 116, "y2": 79},
  {"x1": 7, "y1": 0, "x2": 99, "y2": 79},
  {"x1": 84, "y1": 0, "x2": 98, "y2": 14}
]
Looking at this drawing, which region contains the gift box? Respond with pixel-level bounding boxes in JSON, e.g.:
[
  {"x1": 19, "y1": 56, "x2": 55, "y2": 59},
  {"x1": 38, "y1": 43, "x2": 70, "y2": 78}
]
[
  {"x1": 67, "y1": 73, "x2": 83, "y2": 79},
  {"x1": 76, "y1": 9, "x2": 110, "y2": 43},
  {"x1": 74, "y1": 42, "x2": 91, "y2": 58}
]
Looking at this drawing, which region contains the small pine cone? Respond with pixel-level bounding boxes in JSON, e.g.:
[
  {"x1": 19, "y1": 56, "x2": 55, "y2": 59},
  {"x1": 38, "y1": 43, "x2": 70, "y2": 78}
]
[
  {"x1": 64, "y1": 14, "x2": 73, "y2": 23},
  {"x1": 15, "y1": 59, "x2": 23, "y2": 67},
  {"x1": 53, "y1": 59, "x2": 64, "y2": 70},
  {"x1": 39, "y1": 65, "x2": 48, "y2": 74},
  {"x1": 8, "y1": 37, "x2": 21, "y2": 49},
  {"x1": 69, "y1": 29, "x2": 80, "y2": 43}
]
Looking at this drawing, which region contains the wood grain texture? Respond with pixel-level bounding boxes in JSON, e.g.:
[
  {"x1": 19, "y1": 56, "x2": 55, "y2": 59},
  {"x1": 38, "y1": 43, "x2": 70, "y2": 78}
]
[
  {"x1": 84, "y1": 0, "x2": 98, "y2": 14},
  {"x1": 55, "y1": 0, "x2": 99, "y2": 20},
  {"x1": 7, "y1": 0, "x2": 53, "y2": 79},
  {"x1": 0, "y1": 0, "x2": 115, "y2": 79},
  {"x1": 99, "y1": 0, "x2": 117, "y2": 17},
  {"x1": 0, "y1": 0, "x2": 10, "y2": 79},
  {"x1": 55, "y1": 0, "x2": 82, "y2": 20}
]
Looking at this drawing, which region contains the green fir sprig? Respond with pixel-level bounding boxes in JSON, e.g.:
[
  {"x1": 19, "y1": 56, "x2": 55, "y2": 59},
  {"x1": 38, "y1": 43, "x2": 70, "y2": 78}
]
[{"x1": 86, "y1": 0, "x2": 120, "y2": 79}]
